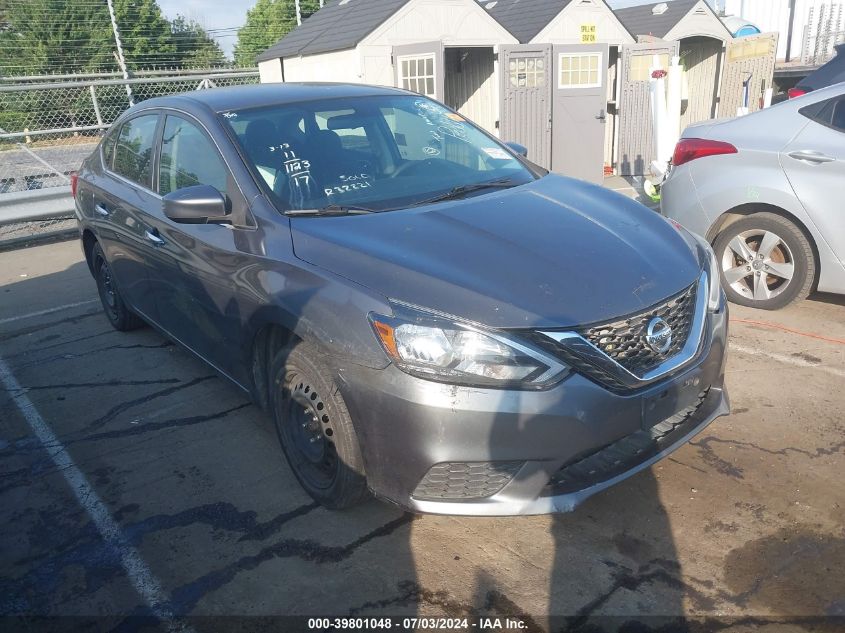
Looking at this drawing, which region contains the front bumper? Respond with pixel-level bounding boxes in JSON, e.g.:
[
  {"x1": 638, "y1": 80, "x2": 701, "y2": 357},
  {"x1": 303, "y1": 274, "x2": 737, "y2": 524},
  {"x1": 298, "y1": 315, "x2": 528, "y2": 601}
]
[{"x1": 337, "y1": 309, "x2": 729, "y2": 516}]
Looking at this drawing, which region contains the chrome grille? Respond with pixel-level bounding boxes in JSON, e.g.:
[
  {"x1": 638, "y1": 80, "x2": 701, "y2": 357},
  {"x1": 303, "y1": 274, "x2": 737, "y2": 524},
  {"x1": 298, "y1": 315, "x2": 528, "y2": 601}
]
[{"x1": 577, "y1": 282, "x2": 698, "y2": 376}]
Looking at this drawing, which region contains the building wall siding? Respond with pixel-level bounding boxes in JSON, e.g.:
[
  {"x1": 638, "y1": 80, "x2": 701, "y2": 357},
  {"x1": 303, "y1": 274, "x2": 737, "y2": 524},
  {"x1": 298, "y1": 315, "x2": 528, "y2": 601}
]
[
  {"x1": 532, "y1": 1, "x2": 635, "y2": 45},
  {"x1": 281, "y1": 49, "x2": 362, "y2": 83}
]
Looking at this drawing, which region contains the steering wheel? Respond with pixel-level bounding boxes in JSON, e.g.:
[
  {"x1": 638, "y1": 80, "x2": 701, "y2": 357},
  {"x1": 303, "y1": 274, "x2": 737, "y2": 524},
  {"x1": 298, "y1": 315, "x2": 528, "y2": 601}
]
[{"x1": 389, "y1": 158, "x2": 441, "y2": 179}]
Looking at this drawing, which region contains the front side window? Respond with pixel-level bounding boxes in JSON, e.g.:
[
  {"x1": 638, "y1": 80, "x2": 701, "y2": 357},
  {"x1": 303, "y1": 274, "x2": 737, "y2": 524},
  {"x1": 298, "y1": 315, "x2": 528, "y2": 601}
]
[
  {"x1": 159, "y1": 116, "x2": 229, "y2": 196},
  {"x1": 113, "y1": 114, "x2": 159, "y2": 187},
  {"x1": 222, "y1": 95, "x2": 535, "y2": 212}
]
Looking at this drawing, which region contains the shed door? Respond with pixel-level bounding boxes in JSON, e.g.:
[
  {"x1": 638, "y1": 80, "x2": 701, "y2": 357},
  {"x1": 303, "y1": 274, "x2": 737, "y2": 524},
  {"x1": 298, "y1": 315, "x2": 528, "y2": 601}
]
[
  {"x1": 551, "y1": 44, "x2": 609, "y2": 184},
  {"x1": 617, "y1": 41, "x2": 679, "y2": 176},
  {"x1": 394, "y1": 42, "x2": 445, "y2": 102},
  {"x1": 499, "y1": 44, "x2": 553, "y2": 169},
  {"x1": 718, "y1": 33, "x2": 779, "y2": 118}
]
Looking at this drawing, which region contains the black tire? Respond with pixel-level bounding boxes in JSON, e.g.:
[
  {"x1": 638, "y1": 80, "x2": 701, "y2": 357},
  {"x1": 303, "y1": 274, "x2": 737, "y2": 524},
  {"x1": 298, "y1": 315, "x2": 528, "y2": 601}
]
[
  {"x1": 270, "y1": 341, "x2": 370, "y2": 509},
  {"x1": 92, "y1": 243, "x2": 145, "y2": 331},
  {"x1": 712, "y1": 212, "x2": 815, "y2": 310}
]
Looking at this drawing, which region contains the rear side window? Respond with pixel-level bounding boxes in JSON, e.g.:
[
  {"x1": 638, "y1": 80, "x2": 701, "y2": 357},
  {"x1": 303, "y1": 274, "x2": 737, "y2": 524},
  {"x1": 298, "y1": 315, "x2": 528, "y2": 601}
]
[
  {"x1": 113, "y1": 114, "x2": 159, "y2": 188},
  {"x1": 101, "y1": 132, "x2": 117, "y2": 169},
  {"x1": 800, "y1": 96, "x2": 845, "y2": 133},
  {"x1": 159, "y1": 116, "x2": 229, "y2": 196}
]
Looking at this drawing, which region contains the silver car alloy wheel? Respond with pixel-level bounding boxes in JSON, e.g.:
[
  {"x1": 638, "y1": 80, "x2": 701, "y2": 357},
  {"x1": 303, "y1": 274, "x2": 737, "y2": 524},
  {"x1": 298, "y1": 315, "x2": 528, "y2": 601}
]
[{"x1": 721, "y1": 229, "x2": 796, "y2": 302}]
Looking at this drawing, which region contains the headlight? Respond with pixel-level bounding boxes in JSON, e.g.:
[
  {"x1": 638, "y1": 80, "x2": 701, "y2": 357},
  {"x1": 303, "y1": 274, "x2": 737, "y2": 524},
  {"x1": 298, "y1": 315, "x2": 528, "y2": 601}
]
[
  {"x1": 692, "y1": 233, "x2": 724, "y2": 311},
  {"x1": 369, "y1": 307, "x2": 569, "y2": 389}
]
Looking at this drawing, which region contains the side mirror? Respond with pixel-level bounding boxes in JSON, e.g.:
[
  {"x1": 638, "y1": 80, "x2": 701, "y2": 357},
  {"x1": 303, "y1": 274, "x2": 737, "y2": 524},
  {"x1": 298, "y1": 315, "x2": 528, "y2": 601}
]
[
  {"x1": 163, "y1": 185, "x2": 229, "y2": 224},
  {"x1": 505, "y1": 142, "x2": 528, "y2": 158}
]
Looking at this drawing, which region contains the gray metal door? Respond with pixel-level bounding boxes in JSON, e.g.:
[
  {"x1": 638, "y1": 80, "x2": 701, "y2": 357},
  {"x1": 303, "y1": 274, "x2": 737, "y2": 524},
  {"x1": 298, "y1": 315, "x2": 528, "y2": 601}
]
[
  {"x1": 617, "y1": 41, "x2": 679, "y2": 177},
  {"x1": 718, "y1": 33, "x2": 779, "y2": 118},
  {"x1": 551, "y1": 43, "x2": 609, "y2": 184},
  {"x1": 499, "y1": 44, "x2": 553, "y2": 169},
  {"x1": 393, "y1": 42, "x2": 445, "y2": 102}
]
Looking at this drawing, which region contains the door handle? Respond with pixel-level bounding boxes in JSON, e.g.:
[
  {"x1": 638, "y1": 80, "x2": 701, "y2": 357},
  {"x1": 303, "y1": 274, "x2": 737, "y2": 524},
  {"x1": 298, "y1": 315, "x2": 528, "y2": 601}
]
[
  {"x1": 94, "y1": 204, "x2": 110, "y2": 217},
  {"x1": 788, "y1": 150, "x2": 835, "y2": 164},
  {"x1": 144, "y1": 229, "x2": 166, "y2": 247},
  {"x1": 596, "y1": 109, "x2": 607, "y2": 121}
]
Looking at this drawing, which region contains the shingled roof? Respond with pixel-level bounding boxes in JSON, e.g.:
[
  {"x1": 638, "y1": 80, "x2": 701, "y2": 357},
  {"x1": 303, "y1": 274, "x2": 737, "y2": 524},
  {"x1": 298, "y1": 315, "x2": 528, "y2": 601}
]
[
  {"x1": 614, "y1": 0, "x2": 703, "y2": 40},
  {"x1": 256, "y1": 0, "x2": 411, "y2": 62},
  {"x1": 481, "y1": 0, "x2": 575, "y2": 43}
]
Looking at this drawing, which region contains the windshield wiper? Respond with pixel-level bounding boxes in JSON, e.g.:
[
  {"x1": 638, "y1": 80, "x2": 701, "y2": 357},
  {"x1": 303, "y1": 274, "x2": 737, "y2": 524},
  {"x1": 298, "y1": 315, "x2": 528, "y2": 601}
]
[
  {"x1": 411, "y1": 178, "x2": 521, "y2": 207},
  {"x1": 285, "y1": 204, "x2": 375, "y2": 217}
]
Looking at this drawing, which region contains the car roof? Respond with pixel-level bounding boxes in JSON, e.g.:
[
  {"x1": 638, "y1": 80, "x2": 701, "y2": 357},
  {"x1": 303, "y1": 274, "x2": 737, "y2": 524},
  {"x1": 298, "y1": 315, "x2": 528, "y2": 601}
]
[
  {"x1": 135, "y1": 82, "x2": 409, "y2": 114},
  {"x1": 800, "y1": 46, "x2": 845, "y2": 90}
]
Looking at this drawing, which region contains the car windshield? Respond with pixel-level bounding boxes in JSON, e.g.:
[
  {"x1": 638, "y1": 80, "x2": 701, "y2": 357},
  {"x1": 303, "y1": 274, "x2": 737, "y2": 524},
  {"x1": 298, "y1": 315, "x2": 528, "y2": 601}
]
[{"x1": 221, "y1": 94, "x2": 536, "y2": 212}]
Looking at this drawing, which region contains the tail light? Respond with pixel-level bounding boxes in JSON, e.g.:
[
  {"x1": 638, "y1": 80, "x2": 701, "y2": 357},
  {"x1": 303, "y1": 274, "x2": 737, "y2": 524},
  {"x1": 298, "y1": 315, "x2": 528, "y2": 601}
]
[
  {"x1": 788, "y1": 87, "x2": 808, "y2": 99},
  {"x1": 672, "y1": 138, "x2": 737, "y2": 167},
  {"x1": 70, "y1": 172, "x2": 79, "y2": 198}
]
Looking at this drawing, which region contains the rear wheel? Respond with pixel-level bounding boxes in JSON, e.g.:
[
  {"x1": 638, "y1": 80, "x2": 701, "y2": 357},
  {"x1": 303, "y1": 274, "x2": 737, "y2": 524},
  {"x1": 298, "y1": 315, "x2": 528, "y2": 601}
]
[
  {"x1": 92, "y1": 243, "x2": 144, "y2": 331},
  {"x1": 270, "y1": 341, "x2": 370, "y2": 509},
  {"x1": 712, "y1": 213, "x2": 815, "y2": 310}
]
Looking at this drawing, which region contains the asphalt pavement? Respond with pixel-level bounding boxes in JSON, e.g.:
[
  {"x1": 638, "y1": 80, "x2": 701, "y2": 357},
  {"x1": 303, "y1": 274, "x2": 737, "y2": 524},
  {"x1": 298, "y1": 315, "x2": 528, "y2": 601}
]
[{"x1": 1, "y1": 240, "x2": 843, "y2": 631}]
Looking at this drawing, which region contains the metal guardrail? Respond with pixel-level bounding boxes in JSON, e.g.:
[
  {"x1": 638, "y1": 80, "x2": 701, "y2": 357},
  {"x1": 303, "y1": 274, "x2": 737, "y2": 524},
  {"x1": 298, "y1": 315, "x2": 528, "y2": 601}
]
[
  {"x1": 0, "y1": 187, "x2": 74, "y2": 226},
  {"x1": 0, "y1": 67, "x2": 259, "y2": 248}
]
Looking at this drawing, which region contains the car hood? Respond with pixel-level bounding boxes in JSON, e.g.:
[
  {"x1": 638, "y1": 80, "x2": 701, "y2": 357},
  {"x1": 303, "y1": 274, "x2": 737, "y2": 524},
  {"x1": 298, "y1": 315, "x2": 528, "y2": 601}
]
[{"x1": 290, "y1": 175, "x2": 701, "y2": 329}]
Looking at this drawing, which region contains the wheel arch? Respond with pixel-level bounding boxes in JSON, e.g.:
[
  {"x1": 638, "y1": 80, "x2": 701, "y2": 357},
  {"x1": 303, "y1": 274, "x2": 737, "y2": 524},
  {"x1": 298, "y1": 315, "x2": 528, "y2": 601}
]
[{"x1": 82, "y1": 229, "x2": 98, "y2": 274}]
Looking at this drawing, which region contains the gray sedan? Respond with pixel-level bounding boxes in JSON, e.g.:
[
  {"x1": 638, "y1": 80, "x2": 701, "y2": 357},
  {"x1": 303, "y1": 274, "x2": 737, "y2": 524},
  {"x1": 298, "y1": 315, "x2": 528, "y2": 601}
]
[
  {"x1": 662, "y1": 83, "x2": 845, "y2": 310},
  {"x1": 74, "y1": 84, "x2": 728, "y2": 515}
]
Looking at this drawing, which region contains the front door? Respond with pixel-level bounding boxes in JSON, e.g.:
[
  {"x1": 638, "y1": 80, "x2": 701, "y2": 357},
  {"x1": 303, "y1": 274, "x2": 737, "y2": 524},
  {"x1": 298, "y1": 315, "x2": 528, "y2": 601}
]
[
  {"x1": 393, "y1": 42, "x2": 445, "y2": 102},
  {"x1": 499, "y1": 44, "x2": 553, "y2": 169},
  {"x1": 781, "y1": 95, "x2": 845, "y2": 271},
  {"x1": 145, "y1": 113, "x2": 252, "y2": 384},
  {"x1": 551, "y1": 44, "x2": 609, "y2": 184}
]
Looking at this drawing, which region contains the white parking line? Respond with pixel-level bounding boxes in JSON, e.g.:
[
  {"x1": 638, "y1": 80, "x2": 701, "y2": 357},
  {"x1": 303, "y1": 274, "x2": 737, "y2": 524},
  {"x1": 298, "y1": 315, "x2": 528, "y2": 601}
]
[
  {"x1": 731, "y1": 343, "x2": 845, "y2": 379},
  {"x1": 0, "y1": 355, "x2": 184, "y2": 627},
  {"x1": 0, "y1": 299, "x2": 98, "y2": 326}
]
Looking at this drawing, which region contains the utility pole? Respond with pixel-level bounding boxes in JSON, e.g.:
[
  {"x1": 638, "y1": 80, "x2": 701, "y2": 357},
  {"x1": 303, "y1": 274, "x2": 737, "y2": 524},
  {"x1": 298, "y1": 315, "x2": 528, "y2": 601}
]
[
  {"x1": 295, "y1": 0, "x2": 302, "y2": 26},
  {"x1": 106, "y1": 0, "x2": 134, "y2": 106}
]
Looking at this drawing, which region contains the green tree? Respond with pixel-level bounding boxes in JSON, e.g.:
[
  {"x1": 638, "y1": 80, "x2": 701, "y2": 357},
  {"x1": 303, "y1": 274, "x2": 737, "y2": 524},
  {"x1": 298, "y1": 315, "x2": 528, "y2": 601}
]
[
  {"x1": 170, "y1": 16, "x2": 225, "y2": 69},
  {"x1": 0, "y1": 0, "x2": 113, "y2": 75},
  {"x1": 112, "y1": 0, "x2": 175, "y2": 69},
  {"x1": 234, "y1": 0, "x2": 322, "y2": 67}
]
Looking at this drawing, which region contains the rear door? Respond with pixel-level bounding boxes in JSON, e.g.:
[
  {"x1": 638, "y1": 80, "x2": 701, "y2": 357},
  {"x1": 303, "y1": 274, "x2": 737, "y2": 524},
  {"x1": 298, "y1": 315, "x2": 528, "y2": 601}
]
[
  {"x1": 93, "y1": 112, "x2": 162, "y2": 321},
  {"x1": 393, "y1": 42, "x2": 445, "y2": 102},
  {"x1": 551, "y1": 44, "x2": 609, "y2": 184},
  {"x1": 781, "y1": 95, "x2": 845, "y2": 267},
  {"x1": 499, "y1": 44, "x2": 553, "y2": 169}
]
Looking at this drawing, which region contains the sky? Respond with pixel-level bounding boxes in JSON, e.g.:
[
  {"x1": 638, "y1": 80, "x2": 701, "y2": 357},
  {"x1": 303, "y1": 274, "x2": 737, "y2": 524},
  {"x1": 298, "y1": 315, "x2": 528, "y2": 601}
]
[{"x1": 155, "y1": 0, "x2": 719, "y2": 60}]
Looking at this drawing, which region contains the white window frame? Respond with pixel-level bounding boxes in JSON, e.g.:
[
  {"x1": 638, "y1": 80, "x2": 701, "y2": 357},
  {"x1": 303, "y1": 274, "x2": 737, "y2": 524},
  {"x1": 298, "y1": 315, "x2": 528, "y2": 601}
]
[
  {"x1": 398, "y1": 53, "x2": 436, "y2": 97},
  {"x1": 557, "y1": 52, "x2": 603, "y2": 89}
]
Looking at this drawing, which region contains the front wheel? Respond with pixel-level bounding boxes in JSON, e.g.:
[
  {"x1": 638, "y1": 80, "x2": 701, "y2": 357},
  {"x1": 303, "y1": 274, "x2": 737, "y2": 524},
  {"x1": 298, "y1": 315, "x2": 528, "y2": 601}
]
[
  {"x1": 270, "y1": 341, "x2": 370, "y2": 509},
  {"x1": 712, "y1": 213, "x2": 815, "y2": 310}
]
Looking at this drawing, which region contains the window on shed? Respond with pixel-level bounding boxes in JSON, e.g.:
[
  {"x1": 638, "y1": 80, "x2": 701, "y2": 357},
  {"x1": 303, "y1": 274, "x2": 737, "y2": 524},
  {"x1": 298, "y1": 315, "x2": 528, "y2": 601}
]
[
  {"x1": 558, "y1": 53, "x2": 602, "y2": 88},
  {"x1": 628, "y1": 53, "x2": 669, "y2": 82},
  {"x1": 398, "y1": 54, "x2": 436, "y2": 97},
  {"x1": 508, "y1": 56, "x2": 547, "y2": 88}
]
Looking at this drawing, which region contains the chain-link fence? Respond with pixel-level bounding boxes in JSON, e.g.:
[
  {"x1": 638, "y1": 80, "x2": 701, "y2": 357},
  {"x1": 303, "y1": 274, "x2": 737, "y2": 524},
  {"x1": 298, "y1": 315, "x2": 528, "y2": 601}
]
[{"x1": 0, "y1": 68, "x2": 259, "y2": 248}]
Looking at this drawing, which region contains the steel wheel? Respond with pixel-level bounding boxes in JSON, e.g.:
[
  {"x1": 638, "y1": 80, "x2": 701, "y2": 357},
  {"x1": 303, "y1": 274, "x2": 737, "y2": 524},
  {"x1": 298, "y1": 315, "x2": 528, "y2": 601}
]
[
  {"x1": 92, "y1": 242, "x2": 143, "y2": 331},
  {"x1": 280, "y1": 372, "x2": 339, "y2": 491},
  {"x1": 721, "y1": 229, "x2": 795, "y2": 302},
  {"x1": 270, "y1": 341, "x2": 370, "y2": 509}
]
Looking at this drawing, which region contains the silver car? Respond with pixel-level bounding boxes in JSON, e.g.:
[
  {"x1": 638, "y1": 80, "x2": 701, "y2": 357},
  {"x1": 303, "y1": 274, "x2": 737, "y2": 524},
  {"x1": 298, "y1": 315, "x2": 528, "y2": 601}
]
[{"x1": 662, "y1": 83, "x2": 845, "y2": 310}]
